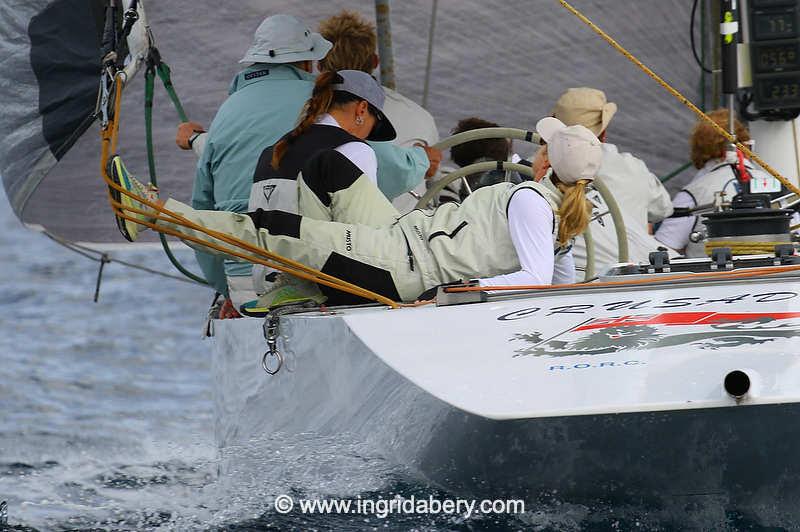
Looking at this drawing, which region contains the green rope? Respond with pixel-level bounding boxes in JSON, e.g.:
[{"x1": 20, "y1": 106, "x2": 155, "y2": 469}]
[
  {"x1": 660, "y1": 161, "x2": 693, "y2": 183},
  {"x1": 144, "y1": 58, "x2": 207, "y2": 285},
  {"x1": 155, "y1": 62, "x2": 188, "y2": 122}
]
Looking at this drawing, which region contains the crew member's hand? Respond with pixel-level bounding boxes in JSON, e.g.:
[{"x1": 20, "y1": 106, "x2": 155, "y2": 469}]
[
  {"x1": 176, "y1": 121, "x2": 206, "y2": 150},
  {"x1": 420, "y1": 145, "x2": 442, "y2": 179},
  {"x1": 218, "y1": 297, "x2": 242, "y2": 319}
]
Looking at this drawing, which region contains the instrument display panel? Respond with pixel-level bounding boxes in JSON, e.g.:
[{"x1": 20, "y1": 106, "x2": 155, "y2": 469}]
[{"x1": 752, "y1": 8, "x2": 798, "y2": 41}]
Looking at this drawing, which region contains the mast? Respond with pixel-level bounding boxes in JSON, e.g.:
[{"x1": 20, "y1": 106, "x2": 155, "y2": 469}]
[
  {"x1": 712, "y1": 0, "x2": 723, "y2": 108},
  {"x1": 374, "y1": 0, "x2": 396, "y2": 90},
  {"x1": 720, "y1": 0, "x2": 740, "y2": 164}
]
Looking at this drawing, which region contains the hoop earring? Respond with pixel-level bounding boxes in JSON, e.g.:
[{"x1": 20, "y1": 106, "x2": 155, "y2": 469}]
[{"x1": 355, "y1": 115, "x2": 364, "y2": 125}]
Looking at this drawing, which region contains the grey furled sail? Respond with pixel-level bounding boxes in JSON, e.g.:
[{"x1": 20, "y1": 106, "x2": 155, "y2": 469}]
[
  {"x1": 0, "y1": 0, "x2": 702, "y2": 244},
  {"x1": 0, "y1": 0, "x2": 104, "y2": 217},
  {"x1": 0, "y1": 0, "x2": 148, "y2": 231}
]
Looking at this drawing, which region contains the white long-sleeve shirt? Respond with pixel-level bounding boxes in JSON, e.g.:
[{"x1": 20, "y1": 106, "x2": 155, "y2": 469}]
[
  {"x1": 315, "y1": 114, "x2": 378, "y2": 184},
  {"x1": 479, "y1": 189, "x2": 574, "y2": 287}
]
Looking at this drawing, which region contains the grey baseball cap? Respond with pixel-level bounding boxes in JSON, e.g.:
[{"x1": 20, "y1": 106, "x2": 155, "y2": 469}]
[
  {"x1": 333, "y1": 70, "x2": 397, "y2": 142},
  {"x1": 240, "y1": 14, "x2": 332, "y2": 64}
]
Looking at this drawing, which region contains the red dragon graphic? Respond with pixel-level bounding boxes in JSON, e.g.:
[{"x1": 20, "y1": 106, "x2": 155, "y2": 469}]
[{"x1": 511, "y1": 312, "x2": 800, "y2": 357}]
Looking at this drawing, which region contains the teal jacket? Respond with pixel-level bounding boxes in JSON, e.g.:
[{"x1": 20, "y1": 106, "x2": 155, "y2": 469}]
[{"x1": 192, "y1": 64, "x2": 428, "y2": 295}]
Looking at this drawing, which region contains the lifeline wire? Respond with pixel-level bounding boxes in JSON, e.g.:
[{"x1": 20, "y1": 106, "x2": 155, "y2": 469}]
[{"x1": 42, "y1": 230, "x2": 198, "y2": 285}]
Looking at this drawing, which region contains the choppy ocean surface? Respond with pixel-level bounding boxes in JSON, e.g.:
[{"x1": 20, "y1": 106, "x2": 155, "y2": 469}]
[
  {"x1": 0, "y1": 185, "x2": 791, "y2": 532},
  {"x1": 0, "y1": 188, "x2": 539, "y2": 531}
]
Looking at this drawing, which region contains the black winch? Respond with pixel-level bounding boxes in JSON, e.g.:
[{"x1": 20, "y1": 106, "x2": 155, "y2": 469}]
[{"x1": 702, "y1": 193, "x2": 793, "y2": 239}]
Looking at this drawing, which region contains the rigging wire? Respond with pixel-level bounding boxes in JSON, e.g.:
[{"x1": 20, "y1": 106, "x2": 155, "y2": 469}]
[
  {"x1": 42, "y1": 230, "x2": 200, "y2": 285},
  {"x1": 557, "y1": 0, "x2": 800, "y2": 199},
  {"x1": 448, "y1": 261, "x2": 800, "y2": 293},
  {"x1": 691, "y1": 0, "x2": 713, "y2": 74},
  {"x1": 421, "y1": 0, "x2": 438, "y2": 109},
  {"x1": 42, "y1": 228, "x2": 200, "y2": 303}
]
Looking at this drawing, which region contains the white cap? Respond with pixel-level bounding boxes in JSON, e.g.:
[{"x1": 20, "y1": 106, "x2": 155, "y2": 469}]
[
  {"x1": 536, "y1": 117, "x2": 602, "y2": 184},
  {"x1": 240, "y1": 14, "x2": 332, "y2": 64}
]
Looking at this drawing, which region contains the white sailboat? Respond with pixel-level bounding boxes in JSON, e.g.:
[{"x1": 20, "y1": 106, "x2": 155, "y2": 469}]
[{"x1": 3, "y1": 0, "x2": 800, "y2": 524}]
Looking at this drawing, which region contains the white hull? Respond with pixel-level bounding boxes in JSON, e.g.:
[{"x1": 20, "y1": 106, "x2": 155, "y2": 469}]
[{"x1": 212, "y1": 276, "x2": 800, "y2": 518}]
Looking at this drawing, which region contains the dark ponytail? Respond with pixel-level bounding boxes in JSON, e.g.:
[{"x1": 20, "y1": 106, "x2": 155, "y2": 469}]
[{"x1": 272, "y1": 71, "x2": 338, "y2": 169}]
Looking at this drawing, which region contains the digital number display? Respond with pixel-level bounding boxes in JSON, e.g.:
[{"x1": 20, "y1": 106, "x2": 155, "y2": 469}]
[
  {"x1": 753, "y1": 10, "x2": 798, "y2": 40},
  {"x1": 754, "y1": 41, "x2": 800, "y2": 72},
  {"x1": 752, "y1": 0, "x2": 796, "y2": 7},
  {"x1": 755, "y1": 74, "x2": 800, "y2": 109}
]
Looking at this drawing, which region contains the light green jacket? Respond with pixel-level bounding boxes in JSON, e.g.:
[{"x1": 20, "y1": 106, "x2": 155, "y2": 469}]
[{"x1": 398, "y1": 181, "x2": 561, "y2": 289}]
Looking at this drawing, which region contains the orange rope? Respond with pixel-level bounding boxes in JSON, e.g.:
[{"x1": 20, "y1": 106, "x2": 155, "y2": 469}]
[
  {"x1": 105, "y1": 191, "x2": 387, "y2": 297},
  {"x1": 448, "y1": 262, "x2": 800, "y2": 293},
  {"x1": 112, "y1": 209, "x2": 398, "y2": 306},
  {"x1": 105, "y1": 194, "x2": 399, "y2": 308},
  {"x1": 98, "y1": 73, "x2": 399, "y2": 308},
  {"x1": 557, "y1": 0, "x2": 800, "y2": 198},
  {"x1": 101, "y1": 75, "x2": 125, "y2": 212}
]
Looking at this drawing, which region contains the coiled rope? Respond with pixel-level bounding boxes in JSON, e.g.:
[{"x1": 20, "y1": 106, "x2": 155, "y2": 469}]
[{"x1": 704, "y1": 241, "x2": 790, "y2": 256}]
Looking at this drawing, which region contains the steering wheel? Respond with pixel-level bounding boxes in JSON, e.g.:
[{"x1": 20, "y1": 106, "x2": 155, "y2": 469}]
[{"x1": 418, "y1": 127, "x2": 630, "y2": 277}]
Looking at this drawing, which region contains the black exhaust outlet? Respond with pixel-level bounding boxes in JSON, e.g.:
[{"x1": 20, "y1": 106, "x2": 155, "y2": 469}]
[{"x1": 724, "y1": 370, "x2": 751, "y2": 400}]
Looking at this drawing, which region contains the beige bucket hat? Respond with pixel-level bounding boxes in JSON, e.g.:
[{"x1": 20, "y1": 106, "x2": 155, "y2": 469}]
[{"x1": 552, "y1": 87, "x2": 617, "y2": 137}]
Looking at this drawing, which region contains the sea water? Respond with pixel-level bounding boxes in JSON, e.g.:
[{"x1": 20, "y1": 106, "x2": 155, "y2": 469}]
[
  {"x1": 0, "y1": 190, "x2": 533, "y2": 531},
  {"x1": 0, "y1": 188, "x2": 777, "y2": 531}
]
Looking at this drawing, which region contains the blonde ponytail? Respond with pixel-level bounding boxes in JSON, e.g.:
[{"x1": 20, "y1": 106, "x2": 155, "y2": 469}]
[
  {"x1": 272, "y1": 71, "x2": 338, "y2": 169},
  {"x1": 555, "y1": 179, "x2": 591, "y2": 246}
]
